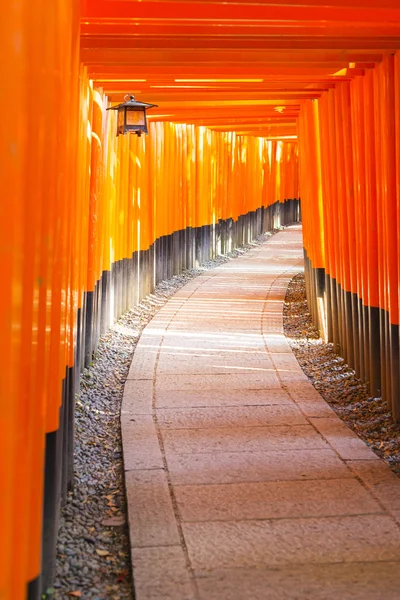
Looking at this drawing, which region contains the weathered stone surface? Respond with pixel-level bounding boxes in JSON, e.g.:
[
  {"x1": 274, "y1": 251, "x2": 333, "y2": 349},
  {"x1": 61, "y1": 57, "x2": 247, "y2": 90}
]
[
  {"x1": 125, "y1": 470, "x2": 180, "y2": 547},
  {"x1": 131, "y1": 546, "x2": 196, "y2": 600},
  {"x1": 183, "y1": 515, "x2": 400, "y2": 570},
  {"x1": 121, "y1": 379, "x2": 153, "y2": 415},
  {"x1": 347, "y1": 459, "x2": 400, "y2": 510},
  {"x1": 156, "y1": 404, "x2": 307, "y2": 429},
  {"x1": 121, "y1": 415, "x2": 163, "y2": 471},
  {"x1": 167, "y1": 448, "x2": 353, "y2": 485},
  {"x1": 309, "y1": 417, "x2": 380, "y2": 461},
  {"x1": 175, "y1": 478, "x2": 382, "y2": 522},
  {"x1": 155, "y1": 388, "x2": 292, "y2": 409},
  {"x1": 195, "y1": 563, "x2": 400, "y2": 600},
  {"x1": 155, "y1": 372, "x2": 281, "y2": 391},
  {"x1": 162, "y1": 424, "x2": 328, "y2": 455},
  {"x1": 122, "y1": 226, "x2": 400, "y2": 600}
]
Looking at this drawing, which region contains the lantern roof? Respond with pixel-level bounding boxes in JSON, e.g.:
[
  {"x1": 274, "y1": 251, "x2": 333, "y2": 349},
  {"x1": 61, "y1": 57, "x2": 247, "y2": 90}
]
[{"x1": 107, "y1": 94, "x2": 158, "y2": 111}]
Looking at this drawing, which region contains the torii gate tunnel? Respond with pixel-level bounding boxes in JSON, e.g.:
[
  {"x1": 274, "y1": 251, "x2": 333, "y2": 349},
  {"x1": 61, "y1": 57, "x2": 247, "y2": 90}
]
[{"x1": 2, "y1": 0, "x2": 400, "y2": 598}]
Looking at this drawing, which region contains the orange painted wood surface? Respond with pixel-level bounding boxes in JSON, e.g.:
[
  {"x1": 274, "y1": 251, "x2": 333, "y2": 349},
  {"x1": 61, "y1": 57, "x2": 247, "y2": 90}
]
[{"x1": 3, "y1": 0, "x2": 400, "y2": 596}]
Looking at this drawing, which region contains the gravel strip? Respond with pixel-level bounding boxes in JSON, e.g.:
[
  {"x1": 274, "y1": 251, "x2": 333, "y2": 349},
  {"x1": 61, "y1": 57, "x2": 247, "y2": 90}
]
[
  {"x1": 283, "y1": 273, "x2": 400, "y2": 476},
  {"x1": 52, "y1": 231, "x2": 276, "y2": 600}
]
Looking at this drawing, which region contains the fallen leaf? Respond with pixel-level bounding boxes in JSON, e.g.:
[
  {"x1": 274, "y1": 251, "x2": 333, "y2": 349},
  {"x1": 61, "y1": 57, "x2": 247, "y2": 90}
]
[
  {"x1": 68, "y1": 592, "x2": 82, "y2": 598},
  {"x1": 96, "y1": 549, "x2": 110, "y2": 556},
  {"x1": 102, "y1": 516, "x2": 125, "y2": 526},
  {"x1": 106, "y1": 494, "x2": 117, "y2": 500}
]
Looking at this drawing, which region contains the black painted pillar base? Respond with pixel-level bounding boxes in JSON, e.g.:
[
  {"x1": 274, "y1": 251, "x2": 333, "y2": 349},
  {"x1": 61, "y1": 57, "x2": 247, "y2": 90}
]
[
  {"x1": 195, "y1": 227, "x2": 202, "y2": 267},
  {"x1": 203, "y1": 225, "x2": 211, "y2": 262},
  {"x1": 145, "y1": 248, "x2": 152, "y2": 297},
  {"x1": 27, "y1": 576, "x2": 41, "y2": 600},
  {"x1": 216, "y1": 220, "x2": 222, "y2": 255},
  {"x1": 75, "y1": 307, "x2": 83, "y2": 387},
  {"x1": 172, "y1": 231, "x2": 180, "y2": 276},
  {"x1": 335, "y1": 284, "x2": 344, "y2": 361},
  {"x1": 84, "y1": 291, "x2": 94, "y2": 367},
  {"x1": 351, "y1": 292, "x2": 360, "y2": 375},
  {"x1": 357, "y1": 297, "x2": 366, "y2": 382},
  {"x1": 187, "y1": 227, "x2": 195, "y2": 270},
  {"x1": 384, "y1": 312, "x2": 392, "y2": 410},
  {"x1": 368, "y1": 305, "x2": 381, "y2": 398},
  {"x1": 137, "y1": 250, "x2": 144, "y2": 301},
  {"x1": 133, "y1": 251, "x2": 140, "y2": 306},
  {"x1": 362, "y1": 303, "x2": 370, "y2": 385},
  {"x1": 379, "y1": 308, "x2": 388, "y2": 406},
  {"x1": 100, "y1": 270, "x2": 111, "y2": 335},
  {"x1": 110, "y1": 262, "x2": 116, "y2": 322},
  {"x1": 80, "y1": 293, "x2": 87, "y2": 371},
  {"x1": 94, "y1": 279, "x2": 102, "y2": 350},
  {"x1": 180, "y1": 229, "x2": 186, "y2": 271},
  {"x1": 166, "y1": 235, "x2": 173, "y2": 279},
  {"x1": 121, "y1": 258, "x2": 128, "y2": 314},
  {"x1": 41, "y1": 404, "x2": 64, "y2": 593},
  {"x1": 325, "y1": 274, "x2": 333, "y2": 342},
  {"x1": 390, "y1": 323, "x2": 400, "y2": 420},
  {"x1": 315, "y1": 267, "x2": 326, "y2": 340},
  {"x1": 329, "y1": 277, "x2": 340, "y2": 352},
  {"x1": 66, "y1": 366, "x2": 75, "y2": 491},
  {"x1": 155, "y1": 237, "x2": 162, "y2": 285},
  {"x1": 149, "y1": 244, "x2": 155, "y2": 294},
  {"x1": 227, "y1": 218, "x2": 233, "y2": 253}
]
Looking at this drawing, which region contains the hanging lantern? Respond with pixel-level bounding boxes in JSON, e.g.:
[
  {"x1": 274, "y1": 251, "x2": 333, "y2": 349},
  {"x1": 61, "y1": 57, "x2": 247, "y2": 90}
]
[{"x1": 107, "y1": 94, "x2": 158, "y2": 137}]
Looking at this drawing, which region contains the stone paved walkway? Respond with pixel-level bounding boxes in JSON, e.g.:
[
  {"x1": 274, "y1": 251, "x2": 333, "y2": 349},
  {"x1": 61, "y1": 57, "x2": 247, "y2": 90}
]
[{"x1": 121, "y1": 225, "x2": 400, "y2": 600}]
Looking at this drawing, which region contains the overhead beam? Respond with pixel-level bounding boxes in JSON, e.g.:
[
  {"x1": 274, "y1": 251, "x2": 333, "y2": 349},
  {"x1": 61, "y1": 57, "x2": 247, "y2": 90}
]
[
  {"x1": 83, "y1": 1, "x2": 400, "y2": 23},
  {"x1": 80, "y1": 0, "x2": 400, "y2": 136},
  {"x1": 81, "y1": 48, "x2": 387, "y2": 66}
]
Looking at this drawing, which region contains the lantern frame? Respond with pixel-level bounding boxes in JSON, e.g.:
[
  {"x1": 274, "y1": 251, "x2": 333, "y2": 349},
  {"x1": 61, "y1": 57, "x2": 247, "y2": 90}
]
[{"x1": 107, "y1": 94, "x2": 158, "y2": 137}]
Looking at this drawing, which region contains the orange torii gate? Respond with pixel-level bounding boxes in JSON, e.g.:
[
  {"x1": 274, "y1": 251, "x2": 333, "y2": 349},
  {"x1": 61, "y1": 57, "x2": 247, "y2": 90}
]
[{"x1": 1, "y1": 0, "x2": 400, "y2": 598}]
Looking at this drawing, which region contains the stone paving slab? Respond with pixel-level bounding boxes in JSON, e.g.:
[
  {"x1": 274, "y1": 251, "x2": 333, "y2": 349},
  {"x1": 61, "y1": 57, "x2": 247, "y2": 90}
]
[
  {"x1": 174, "y1": 479, "x2": 382, "y2": 522},
  {"x1": 156, "y1": 405, "x2": 307, "y2": 429},
  {"x1": 158, "y1": 334, "x2": 267, "y2": 349},
  {"x1": 125, "y1": 469, "x2": 180, "y2": 547},
  {"x1": 347, "y1": 459, "x2": 400, "y2": 511},
  {"x1": 155, "y1": 388, "x2": 293, "y2": 409},
  {"x1": 122, "y1": 225, "x2": 400, "y2": 600},
  {"x1": 121, "y1": 415, "x2": 163, "y2": 470},
  {"x1": 262, "y1": 334, "x2": 293, "y2": 353},
  {"x1": 161, "y1": 424, "x2": 328, "y2": 454},
  {"x1": 121, "y1": 380, "x2": 153, "y2": 414},
  {"x1": 131, "y1": 546, "x2": 196, "y2": 600},
  {"x1": 156, "y1": 356, "x2": 275, "y2": 375},
  {"x1": 155, "y1": 372, "x2": 281, "y2": 392},
  {"x1": 295, "y1": 399, "x2": 337, "y2": 418},
  {"x1": 309, "y1": 416, "x2": 381, "y2": 461},
  {"x1": 166, "y1": 448, "x2": 354, "y2": 485},
  {"x1": 195, "y1": 563, "x2": 400, "y2": 600},
  {"x1": 183, "y1": 515, "x2": 400, "y2": 570}
]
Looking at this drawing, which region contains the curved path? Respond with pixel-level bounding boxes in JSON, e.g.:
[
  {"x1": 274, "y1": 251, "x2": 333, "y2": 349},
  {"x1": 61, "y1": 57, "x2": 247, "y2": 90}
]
[{"x1": 122, "y1": 225, "x2": 400, "y2": 600}]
